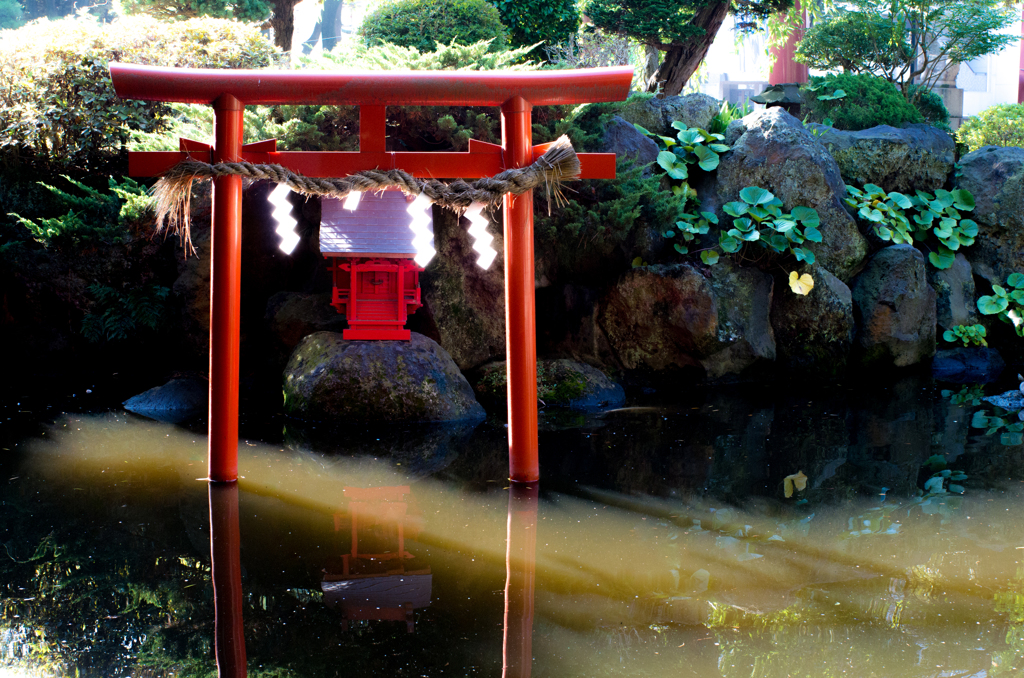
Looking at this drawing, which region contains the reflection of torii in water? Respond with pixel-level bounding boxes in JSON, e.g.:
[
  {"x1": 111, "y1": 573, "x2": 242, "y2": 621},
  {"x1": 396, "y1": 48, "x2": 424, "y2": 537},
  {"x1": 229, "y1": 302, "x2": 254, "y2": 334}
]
[
  {"x1": 322, "y1": 486, "x2": 431, "y2": 633},
  {"x1": 207, "y1": 482, "x2": 539, "y2": 676}
]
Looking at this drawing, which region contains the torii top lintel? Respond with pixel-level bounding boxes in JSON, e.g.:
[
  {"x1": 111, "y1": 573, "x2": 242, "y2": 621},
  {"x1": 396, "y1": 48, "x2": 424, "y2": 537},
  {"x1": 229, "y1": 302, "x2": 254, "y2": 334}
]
[
  {"x1": 109, "y1": 63, "x2": 634, "y2": 107},
  {"x1": 110, "y1": 63, "x2": 633, "y2": 180}
]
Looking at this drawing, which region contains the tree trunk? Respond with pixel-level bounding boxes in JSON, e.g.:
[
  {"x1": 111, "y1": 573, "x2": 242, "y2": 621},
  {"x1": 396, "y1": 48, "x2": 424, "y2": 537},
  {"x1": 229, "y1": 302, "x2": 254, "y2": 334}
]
[
  {"x1": 321, "y1": 0, "x2": 344, "y2": 52},
  {"x1": 269, "y1": 0, "x2": 296, "y2": 52},
  {"x1": 652, "y1": 1, "x2": 730, "y2": 97}
]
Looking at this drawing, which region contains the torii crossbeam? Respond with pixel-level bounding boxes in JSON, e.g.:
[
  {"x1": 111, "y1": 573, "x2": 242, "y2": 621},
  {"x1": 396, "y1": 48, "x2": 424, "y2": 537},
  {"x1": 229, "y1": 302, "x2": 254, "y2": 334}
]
[{"x1": 110, "y1": 63, "x2": 633, "y2": 484}]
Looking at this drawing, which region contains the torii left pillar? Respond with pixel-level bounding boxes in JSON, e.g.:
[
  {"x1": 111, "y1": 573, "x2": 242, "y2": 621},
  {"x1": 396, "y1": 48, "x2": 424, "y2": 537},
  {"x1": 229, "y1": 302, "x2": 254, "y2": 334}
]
[{"x1": 209, "y1": 94, "x2": 244, "y2": 482}]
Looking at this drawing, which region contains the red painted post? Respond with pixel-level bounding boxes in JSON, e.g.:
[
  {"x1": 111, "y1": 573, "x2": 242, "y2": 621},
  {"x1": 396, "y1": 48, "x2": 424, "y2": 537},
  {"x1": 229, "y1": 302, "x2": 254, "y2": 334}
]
[
  {"x1": 209, "y1": 94, "x2": 244, "y2": 483},
  {"x1": 501, "y1": 96, "x2": 539, "y2": 483},
  {"x1": 209, "y1": 483, "x2": 247, "y2": 677},
  {"x1": 503, "y1": 482, "x2": 538, "y2": 678},
  {"x1": 1019, "y1": 4, "x2": 1024, "y2": 104},
  {"x1": 768, "y1": 0, "x2": 809, "y2": 86}
]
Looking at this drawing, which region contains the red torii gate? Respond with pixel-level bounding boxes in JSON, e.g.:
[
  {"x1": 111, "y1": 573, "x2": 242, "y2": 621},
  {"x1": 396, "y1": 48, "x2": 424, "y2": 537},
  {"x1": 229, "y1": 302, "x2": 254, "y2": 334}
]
[{"x1": 110, "y1": 64, "x2": 633, "y2": 485}]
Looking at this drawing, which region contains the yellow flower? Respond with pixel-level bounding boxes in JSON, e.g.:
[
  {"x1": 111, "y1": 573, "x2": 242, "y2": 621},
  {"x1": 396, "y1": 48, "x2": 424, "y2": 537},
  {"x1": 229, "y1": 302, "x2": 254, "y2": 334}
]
[{"x1": 788, "y1": 271, "x2": 814, "y2": 295}]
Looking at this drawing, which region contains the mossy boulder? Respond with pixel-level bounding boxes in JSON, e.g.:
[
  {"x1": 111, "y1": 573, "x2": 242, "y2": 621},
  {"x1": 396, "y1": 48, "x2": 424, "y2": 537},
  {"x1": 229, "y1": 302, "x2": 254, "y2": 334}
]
[
  {"x1": 927, "y1": 253, "x2": 978, "y2": 333},
  {"x1": 806, "y1": 123, "x2": 954, "y2": 192},
  {"x1": 954, "y1": 145, "x2": 1024, "y2": 287},
  {"x1": 599, "y1": 262, "x2": 717, "y2": 374},
  {"x1": 618, "y1": 92, "x2": 720, "y2": 137},
  {"x1": 282, "y1": 331, "x2": 485, "y2": 423},
  {"x1": 851, "y1": 245, "x2": 936, "y2": 367},
  {"x1": 700, "y1": 257, "x2": 776, "y2": 381},
  {"x1": 771, "y1": 267, "x2": 854, "y2": 378},
  {"x1": 471, "y1": 359, "x2": 625, "y2": 410},
  {"x1": 710, "y1": 108, "x2": 868, "y2": 282}
]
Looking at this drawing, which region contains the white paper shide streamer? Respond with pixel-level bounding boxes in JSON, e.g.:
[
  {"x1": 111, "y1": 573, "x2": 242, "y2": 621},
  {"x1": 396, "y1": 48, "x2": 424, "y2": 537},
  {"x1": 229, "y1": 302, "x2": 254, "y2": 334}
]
[
  {"x1": 269, "y1": 185, "x2": 299, "y2": 254},
  {"x1": 407, "y1": 193, "x2": 436, "y2": 268},
  {"x1": 464, "y1": 203, "x2": 496, "y2": 270}
]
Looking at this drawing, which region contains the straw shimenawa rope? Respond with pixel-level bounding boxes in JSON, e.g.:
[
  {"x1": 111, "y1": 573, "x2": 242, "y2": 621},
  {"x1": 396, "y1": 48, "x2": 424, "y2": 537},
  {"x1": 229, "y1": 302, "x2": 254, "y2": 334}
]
[{"x1": 153, "y1": 134, "x2": 581, "y2": 252}]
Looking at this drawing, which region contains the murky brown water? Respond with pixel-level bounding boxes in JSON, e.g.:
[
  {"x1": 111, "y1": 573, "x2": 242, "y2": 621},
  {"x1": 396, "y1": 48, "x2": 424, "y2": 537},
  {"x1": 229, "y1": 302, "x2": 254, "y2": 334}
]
[{"x1": 2, "y1": 377, "x2": 1024, "y2": 677}]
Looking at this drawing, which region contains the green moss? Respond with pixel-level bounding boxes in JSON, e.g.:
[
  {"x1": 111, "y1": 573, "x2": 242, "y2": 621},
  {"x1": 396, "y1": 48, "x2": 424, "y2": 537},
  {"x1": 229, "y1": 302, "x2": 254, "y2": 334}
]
[{"x1": 476, "y1": 360, "x2": 590, "y2": 405}]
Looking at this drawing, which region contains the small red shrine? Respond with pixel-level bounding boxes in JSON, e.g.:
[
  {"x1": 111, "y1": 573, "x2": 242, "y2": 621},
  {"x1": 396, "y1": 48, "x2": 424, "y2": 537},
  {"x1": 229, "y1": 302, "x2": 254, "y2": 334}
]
[{"x1": 320, "y1": 189, "x2": 433, "y2": 341}]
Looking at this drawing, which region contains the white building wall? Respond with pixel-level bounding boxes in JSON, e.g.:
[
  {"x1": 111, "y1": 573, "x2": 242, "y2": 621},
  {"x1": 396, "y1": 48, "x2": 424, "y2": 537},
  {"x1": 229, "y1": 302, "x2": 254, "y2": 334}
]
[{"x1": 959, "y1": 18, "x2": 1022, "y2": 116}]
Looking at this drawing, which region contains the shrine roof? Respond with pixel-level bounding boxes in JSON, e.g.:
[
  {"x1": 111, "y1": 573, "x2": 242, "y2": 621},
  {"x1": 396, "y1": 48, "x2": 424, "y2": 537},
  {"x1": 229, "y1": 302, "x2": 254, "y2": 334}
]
[{"x1": 320, "y1": 189, "x2": 430, "y2": 256}]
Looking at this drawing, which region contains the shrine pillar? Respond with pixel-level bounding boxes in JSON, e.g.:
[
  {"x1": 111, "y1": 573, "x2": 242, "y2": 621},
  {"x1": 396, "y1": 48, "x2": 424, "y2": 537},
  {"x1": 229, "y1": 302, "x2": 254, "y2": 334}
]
[
  {"x1": 209, "y1": 94, "x2": 244, "y2": 483},
  {"x1": 501, "y1": 96, "x2": 539, "y2": 484}
]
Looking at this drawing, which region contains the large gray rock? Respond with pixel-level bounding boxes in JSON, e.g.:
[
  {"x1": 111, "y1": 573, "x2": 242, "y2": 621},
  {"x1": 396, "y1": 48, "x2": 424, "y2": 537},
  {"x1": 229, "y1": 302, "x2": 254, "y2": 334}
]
[
  {"x1": 601, "y1": 115, "x2": 659, "y2": 174},
  {"x1": 598, "y1": 263, "x2": 717, "y2": 374},
  {"x1": 598, "y1": 261, "x2": 774, "y2": 381},
  {"x1": 806, "y1": 124, "x2": 954, "y2": 192},
  {"x1": 123, "y1": 377, "x2": 207, "y2": 423},
  {"x1": 282, "y1": 331, "x2": 485, "y2": 423},
  {"x1": 954, "y1": 146, "x2": 1024, "y2": 286},
  {"x1": 711, "y1": 108, "x2": 869, "y2": 282},
  {"x1": 771, "y1": 267, "x2": 854, "y2": 377},
  {"x1": 471, "y1": 359, "x2": 625, "y2": 410},
  {"x1": 927, "y1": 253, "x2": 978, "y2": 332},
  {"x1": 700, "y1": 258, "x2": 776, "y2": 380},
  {"x1": 619, "y1": 93, "x2": 721, "y2": 136},
  {"x1": 419, "y1": 205, "x2": 506, "y2": 371},
  {"x1": 265, "y1": 291, "x2": 346, "y2": 351},
  {"x1": 851, "y1": 245, "x2": 937, "y2": 367}
]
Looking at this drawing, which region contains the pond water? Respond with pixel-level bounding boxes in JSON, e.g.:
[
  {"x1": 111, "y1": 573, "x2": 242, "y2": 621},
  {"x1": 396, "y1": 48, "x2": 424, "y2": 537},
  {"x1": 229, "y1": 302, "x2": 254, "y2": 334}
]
[{"x1": 2, "y1": 374, "x2": 1024, "y2": 677}]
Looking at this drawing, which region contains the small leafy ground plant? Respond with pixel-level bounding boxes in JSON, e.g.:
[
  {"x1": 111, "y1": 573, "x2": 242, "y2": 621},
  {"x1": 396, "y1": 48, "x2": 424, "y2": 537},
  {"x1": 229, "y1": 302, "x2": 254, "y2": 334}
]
[
  {"x1": 633, "y1": 122, "x2": 729, "y2": 202},
  {"x1": 977, "y1": 273, "x2": 1024, "y2": 337},
  {"x1": 665, "y1": 186, "x2": 821, "y2": 265},
  {"x1": 844, "y1": 183, "x2": 977, "y2": 269},
  {"x1": 943, "y1": 324, "x2": 988, "y2": 347}
]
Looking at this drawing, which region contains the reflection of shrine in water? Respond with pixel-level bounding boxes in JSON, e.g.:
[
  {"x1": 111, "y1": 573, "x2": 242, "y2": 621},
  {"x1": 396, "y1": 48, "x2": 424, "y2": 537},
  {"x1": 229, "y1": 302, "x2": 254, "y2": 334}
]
[{"x1": 321, "y1": 486, "x2": 431, "y2": 633}]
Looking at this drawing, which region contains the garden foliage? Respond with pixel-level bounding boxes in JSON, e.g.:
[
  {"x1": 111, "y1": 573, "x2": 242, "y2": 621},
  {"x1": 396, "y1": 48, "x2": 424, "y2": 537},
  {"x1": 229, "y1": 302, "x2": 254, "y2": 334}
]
[
  {"x1": 494, "y1": 0, "x2": 579, "y2": 55},
  {"x1": 8, "y1": 175, "x2": 152, "y2": 250},
  {"x1": 844, "y1": 183, "x2": 977, "y2": 270},
  {"x1": 120, "y1": 0, "x2": 271, "y2": 22},
  {"x1": 957, "y1": 104, "x2": 1024, "y2": 153},
  {"x1": 977, "y1": 273, "x2": 1024, "y2": 338},
  {"x1": 801, "y1": 74, "x2": 923, "y2": 130},
  {"x1": 0, "y1": 15, "x2": 281, "y2": 172},
  {"x1": 358, "y1": 0, "x2": 508, "y2": 52},
  {"x1": 943, "y1": 324, "x2": 987, "y2": 347}
]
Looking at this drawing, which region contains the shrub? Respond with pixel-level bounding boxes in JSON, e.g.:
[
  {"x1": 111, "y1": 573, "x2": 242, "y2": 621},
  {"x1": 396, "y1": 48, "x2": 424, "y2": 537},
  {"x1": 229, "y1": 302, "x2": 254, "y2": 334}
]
[
  {"x1": 0, "y1": 15, "x2": 281, "y2": 172},
  {"x1": 121, "y1": 0, "x2": 271, "y2": 23},
  {"x1": 0, "y1": 0, "x2": 23, "y2": 29},
  {"x1": 358, "y1": 0, "x2": 507, "y2": 53},
  {"x1": 494, "y1": 0, "x2": 578, "y2": 54},
  {"x1": 802, "y1": 73, "x2": 923, "y2": 130},
  {"x1": 957, "y1": 103, "x2": 1024, "y2": 153},
  {"x1": 908, "y1": 84, "x2": 950, "y2": 128}
]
